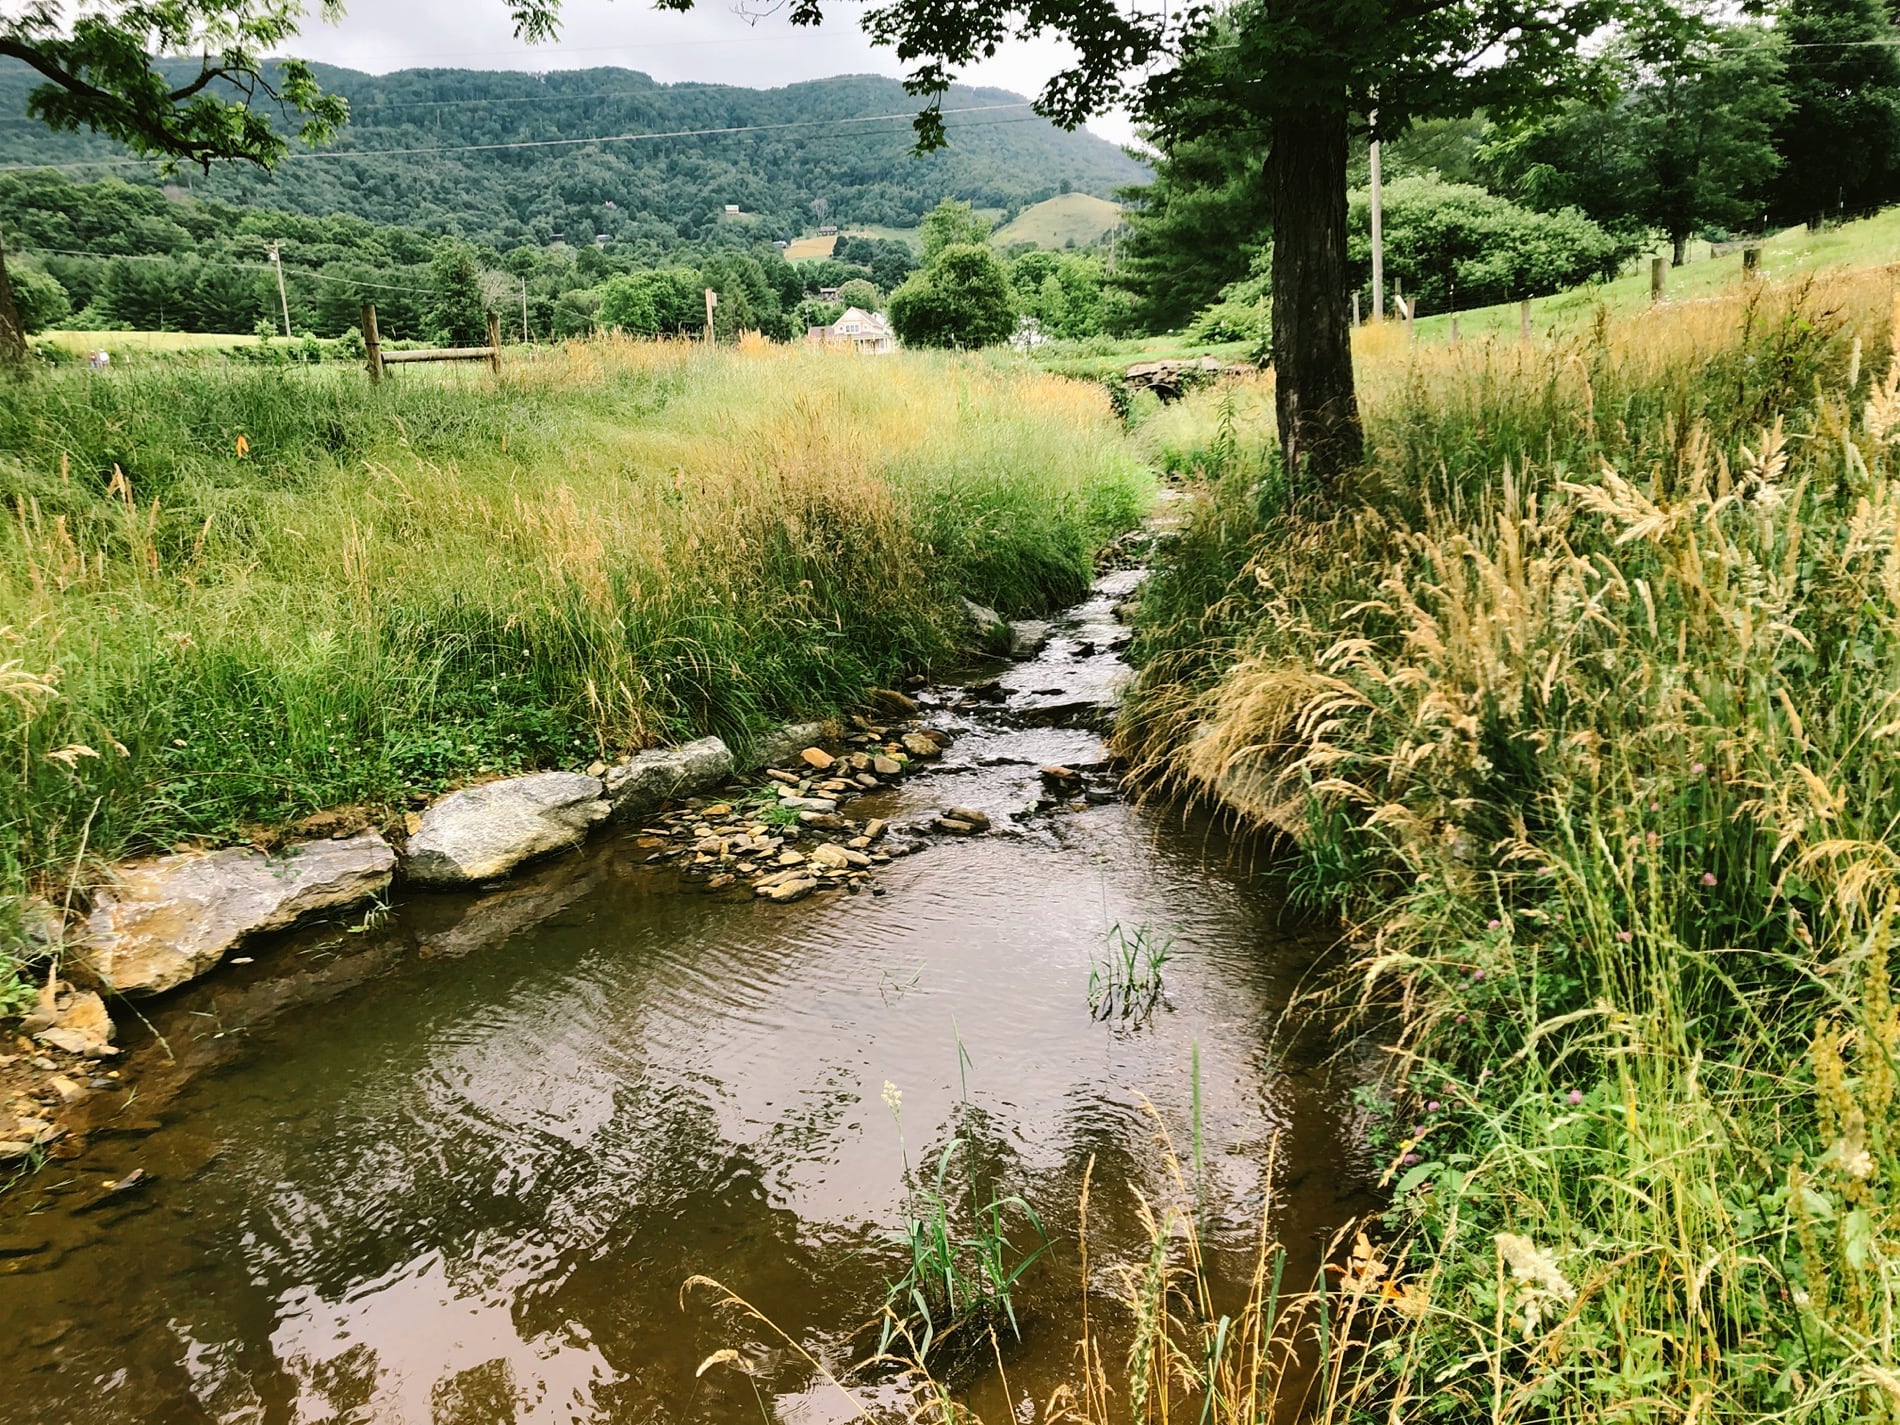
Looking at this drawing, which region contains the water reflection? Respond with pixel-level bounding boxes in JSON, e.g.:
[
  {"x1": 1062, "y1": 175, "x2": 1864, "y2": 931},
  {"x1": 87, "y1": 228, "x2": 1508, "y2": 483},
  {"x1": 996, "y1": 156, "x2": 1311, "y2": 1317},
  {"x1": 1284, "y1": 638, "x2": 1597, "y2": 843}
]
[{"x1": 0, "y1": 573, "x2": 1372, "y2": 1424}]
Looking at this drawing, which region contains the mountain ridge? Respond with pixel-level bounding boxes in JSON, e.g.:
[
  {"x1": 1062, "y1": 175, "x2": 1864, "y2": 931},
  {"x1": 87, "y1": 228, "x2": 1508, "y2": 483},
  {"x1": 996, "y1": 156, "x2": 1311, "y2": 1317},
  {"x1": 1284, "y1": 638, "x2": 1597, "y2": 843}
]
[{"x1": 0, "y1": 62, "x2": 1147, "y2": 254}]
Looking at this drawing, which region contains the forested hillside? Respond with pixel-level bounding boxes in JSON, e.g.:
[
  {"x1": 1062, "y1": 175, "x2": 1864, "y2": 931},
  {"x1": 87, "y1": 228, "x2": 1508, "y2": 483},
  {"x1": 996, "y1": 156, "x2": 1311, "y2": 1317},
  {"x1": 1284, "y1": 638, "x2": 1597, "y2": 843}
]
[{"x1": 0, "y1": 63, "x2": 1146, "y2": 252}]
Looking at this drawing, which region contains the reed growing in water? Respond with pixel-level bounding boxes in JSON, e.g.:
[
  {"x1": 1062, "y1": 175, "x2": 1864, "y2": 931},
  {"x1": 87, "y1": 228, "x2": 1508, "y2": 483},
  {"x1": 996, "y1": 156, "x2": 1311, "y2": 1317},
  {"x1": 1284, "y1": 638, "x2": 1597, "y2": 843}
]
[{"x1": 0, "y1": 338, "x2": 1147, "y2": 994}]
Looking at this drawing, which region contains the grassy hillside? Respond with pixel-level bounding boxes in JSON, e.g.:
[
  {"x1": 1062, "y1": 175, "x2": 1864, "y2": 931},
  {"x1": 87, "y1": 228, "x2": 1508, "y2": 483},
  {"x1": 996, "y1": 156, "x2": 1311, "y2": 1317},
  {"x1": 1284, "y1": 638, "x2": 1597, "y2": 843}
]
[
  {"x1": 0, "y1": 340, "x2": 1148, "y2": 986},
  {"x1": 1412, "y1": 205, "x2": 1900, "y2": 339},
  {"x1": 0, "y1": 62, "x2": 1147, "y2": 253},
  {"x1": 1107, "y1": 257, "x2": 1900, "y2": 1422},
  {"x1": 995, "y1": 193, "x2": 1124, "y2": 249}
]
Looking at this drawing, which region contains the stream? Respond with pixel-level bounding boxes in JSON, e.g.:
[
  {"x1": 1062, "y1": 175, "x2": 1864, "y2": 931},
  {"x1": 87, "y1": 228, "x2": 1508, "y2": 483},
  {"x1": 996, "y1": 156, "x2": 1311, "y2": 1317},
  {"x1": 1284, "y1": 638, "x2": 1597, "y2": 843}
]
[{"x1": 0, "y1": 565, "x2": 1375, "y2": 1425}]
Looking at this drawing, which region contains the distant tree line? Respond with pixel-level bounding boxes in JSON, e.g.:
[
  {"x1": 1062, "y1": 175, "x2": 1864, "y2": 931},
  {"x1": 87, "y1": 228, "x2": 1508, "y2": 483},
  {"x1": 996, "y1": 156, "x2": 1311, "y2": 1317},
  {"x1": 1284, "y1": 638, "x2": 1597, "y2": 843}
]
[{"x1": 0, "y1": 170, "x2": 924, "y2": 344}]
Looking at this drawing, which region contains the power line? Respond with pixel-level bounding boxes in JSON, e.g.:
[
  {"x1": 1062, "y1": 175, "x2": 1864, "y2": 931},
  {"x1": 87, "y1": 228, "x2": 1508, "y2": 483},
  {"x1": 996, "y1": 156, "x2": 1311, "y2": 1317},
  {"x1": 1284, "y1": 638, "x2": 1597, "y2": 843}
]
[{"x1": 0, "y1": 101, "x2": 1038, "y2": 173}]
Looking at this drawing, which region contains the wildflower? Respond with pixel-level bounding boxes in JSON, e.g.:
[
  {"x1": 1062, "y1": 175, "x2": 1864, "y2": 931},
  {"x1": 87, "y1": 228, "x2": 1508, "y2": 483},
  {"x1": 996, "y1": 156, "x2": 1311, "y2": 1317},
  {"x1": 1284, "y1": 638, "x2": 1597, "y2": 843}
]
[
  {"x1": 1496, "y1": 1232, "x2": 1576, "y2": 1336},
  {"x1": 1401, "y1": 1152, "x2": 1421, "y2": 1167},
  {"x1": 1701, "y1": 871, "x2": 1718, "y2": 887},
  {"x1": 1456, "y1": 1013, "x2": 1468, "y2": 1024},
  {"x1": 1472, "y1": 969, "x2": 1486, "y2": 983},
  {"x1": 1487, "y1": 918, "x2": 1502, "y2": 931},
  {"x1": 880, "y1": 1080, "x2": 902, "y2": 1116},
  {"x1": 1648, "y1": 801, "x2": 1660, "y2": 812},
  {"x1": 1539, "y1": 865, "x2": 1556, "y2": 876},
  {"x1": 1691, "y1": 762, "x2": 1706, "y2": 775},
  {"x1": 1567, "y1": 1089, "x2": 1583, "y2": 1106},
  {"x1": 1427, "y1": 1100, "x2": 1441, "y2": 1113},
  {"x1": 1615, "y1": 930, "x2": 1633, "y2": 944}
]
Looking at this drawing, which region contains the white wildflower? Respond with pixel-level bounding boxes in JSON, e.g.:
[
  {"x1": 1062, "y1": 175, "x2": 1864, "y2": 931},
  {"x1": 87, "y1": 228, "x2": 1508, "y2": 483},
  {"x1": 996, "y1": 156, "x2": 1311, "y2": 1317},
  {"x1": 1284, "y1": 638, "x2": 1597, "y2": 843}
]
[{"x1": 881, "y1": 1080, "x2": 902, "y2": 1116}]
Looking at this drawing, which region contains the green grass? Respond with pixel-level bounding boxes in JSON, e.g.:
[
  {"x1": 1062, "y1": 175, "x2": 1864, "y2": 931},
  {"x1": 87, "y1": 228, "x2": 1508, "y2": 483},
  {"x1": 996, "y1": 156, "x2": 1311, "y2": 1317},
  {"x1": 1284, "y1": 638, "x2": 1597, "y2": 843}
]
[
  {"x1": 995, "y1": 193, "x2": 1123, "y2": 250},
  {"x1": 0, "y1": 337, "x2": 1148, "y2": 980},
  {"x1": 1116, "y1": 260, "x2": 1900, "y2": 1421},
  {"x1": 1408, "y1": 205, "x2": 1900, "y2": 340},
  {"x1": 34, "y1": 329, "x2": 263, "y2": 353}
]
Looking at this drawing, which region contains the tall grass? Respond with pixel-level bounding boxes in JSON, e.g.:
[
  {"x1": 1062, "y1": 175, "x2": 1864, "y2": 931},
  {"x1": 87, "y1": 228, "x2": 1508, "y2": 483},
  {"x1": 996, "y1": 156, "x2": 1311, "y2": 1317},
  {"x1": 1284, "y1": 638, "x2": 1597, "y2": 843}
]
[
  {"x1": 0, "y1": 339, "x2": 1147, "y2": 962},
  {"x1": 1118, "y1": 267, "x2": 1900, "y2": 1420}
]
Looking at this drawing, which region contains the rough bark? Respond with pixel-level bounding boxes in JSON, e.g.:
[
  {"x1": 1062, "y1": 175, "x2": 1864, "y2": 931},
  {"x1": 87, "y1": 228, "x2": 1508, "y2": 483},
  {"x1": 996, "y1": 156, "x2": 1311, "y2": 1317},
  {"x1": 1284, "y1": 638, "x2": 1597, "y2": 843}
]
[
  {"x1": 1671, "y1": 230, "x2": 1688, "y2": 267},
  {"x1": 1269, "y1": 105, "x2": 1363, "y2": 482},
  {"x1": 0, "y1": 240, "x2": 26, "y2": 367}
]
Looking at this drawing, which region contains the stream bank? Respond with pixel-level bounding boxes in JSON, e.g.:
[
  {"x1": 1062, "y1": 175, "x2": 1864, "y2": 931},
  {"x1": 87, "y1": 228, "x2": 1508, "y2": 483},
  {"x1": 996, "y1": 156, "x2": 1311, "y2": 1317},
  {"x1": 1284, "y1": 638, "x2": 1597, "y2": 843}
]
[{"x1": 0, "y1": 556, "x2": 1374, "y2": 1425}]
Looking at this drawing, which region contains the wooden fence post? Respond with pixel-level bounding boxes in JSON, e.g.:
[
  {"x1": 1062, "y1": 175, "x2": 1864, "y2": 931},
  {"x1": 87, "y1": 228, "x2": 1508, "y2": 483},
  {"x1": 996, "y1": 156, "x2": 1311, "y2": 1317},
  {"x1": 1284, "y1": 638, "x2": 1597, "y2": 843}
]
[
  {"x1": 1651, "y1": 257, "x2": 1667, "y2": 304},
  {"x1": 704, "y1": 287, "x2": 718, "y2": 346},
  {"x1": 486, "y1": 313, "x2": 502, "y2": 375},
  {"x1": 1519, "y1": 298, "x2": 1532, "y2": 344},
  {"x1": 362, "y1": 303, "x2": 383, "y2": 385},
  {"x1": 1449, "y1": 314, "x2": 1460, "y2": 346},
  {"x1": 1405, "y1": 294, "x2": 1418, "y2": 343},
  {"x1": 1351, "y1": 291, "x2": 1361, "y2": 328},
  {"x1": 1743, "y1": 244, "x2": 1761, "y2": 278}
]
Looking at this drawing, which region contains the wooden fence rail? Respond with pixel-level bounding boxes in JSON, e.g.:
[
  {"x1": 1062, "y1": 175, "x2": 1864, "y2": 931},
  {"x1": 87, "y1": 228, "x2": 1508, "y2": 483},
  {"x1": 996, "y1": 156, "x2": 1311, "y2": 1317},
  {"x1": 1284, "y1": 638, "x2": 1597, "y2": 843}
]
[{"x1": 362, "y1": 305, "x2": 500, "y2": 384}]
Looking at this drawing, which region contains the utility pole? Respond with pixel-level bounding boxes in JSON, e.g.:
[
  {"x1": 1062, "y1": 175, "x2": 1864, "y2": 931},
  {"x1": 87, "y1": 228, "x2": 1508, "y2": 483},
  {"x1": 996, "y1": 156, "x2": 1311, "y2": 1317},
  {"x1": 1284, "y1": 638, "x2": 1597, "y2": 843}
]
[
  {"x1": 266, "y1": 240, "x2": 292, "y2": 338},
  {"x1": 520, "y1": 276, "x2": 530, "y2": 345},
  {"x1": 1368, "y1": 110, "x2": 1385, "y2": 322}
]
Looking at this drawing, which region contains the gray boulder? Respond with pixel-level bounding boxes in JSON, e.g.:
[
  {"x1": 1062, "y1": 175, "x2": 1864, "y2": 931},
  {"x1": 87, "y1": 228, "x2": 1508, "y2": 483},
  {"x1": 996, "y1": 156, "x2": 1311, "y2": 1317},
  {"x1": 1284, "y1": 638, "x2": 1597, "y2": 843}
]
[
  {"x1": 747, "y1": 721, "x2": 831, "y2": 772},
  {"x1": 84, "y1": 832, "x2": 396, "y2": 995},
  {"x1": 1008, "y1": 619, "x2": 1051, "y2": 658},
  {"x1": 402, "y1": 773, "x2": 608, "y2": 887},
  {"x1": 961, "y1": 597, "x2": 1007, "y2": 635},
  {"x1": 605, "y1": 736, "x2": 734, "y2": 817}
]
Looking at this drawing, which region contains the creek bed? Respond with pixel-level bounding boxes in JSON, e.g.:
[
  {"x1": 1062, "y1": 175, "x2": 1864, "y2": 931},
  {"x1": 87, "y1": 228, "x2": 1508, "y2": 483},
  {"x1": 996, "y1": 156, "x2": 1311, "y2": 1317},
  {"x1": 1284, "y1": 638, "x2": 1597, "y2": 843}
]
[{"x1": 0, "y1": 567, "x2": 1375, "y2": 1424}]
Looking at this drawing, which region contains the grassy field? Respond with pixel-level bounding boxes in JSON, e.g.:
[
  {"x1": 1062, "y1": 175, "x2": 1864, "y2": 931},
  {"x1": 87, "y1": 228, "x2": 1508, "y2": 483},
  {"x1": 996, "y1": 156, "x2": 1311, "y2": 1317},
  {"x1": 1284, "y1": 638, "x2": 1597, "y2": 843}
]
[
  {"x1": 786, "y1": 223, "x2": 926, "y2": 262},
  {"x1": 1409, "y1": 205, "x2": 1900, "y2": 340},
  {"x1": 1105, "y1": 260, "x2": 1900, "y2": 1421},
  {"x1": 994, "y1": 192, "x2": 1122, "y2": 249},
  {"x1": 35, "y1": 329, "x2": 262, "y2": 354},
  {"x1": 0, "y1": 338, "x2": 1148, "y2": 996}
]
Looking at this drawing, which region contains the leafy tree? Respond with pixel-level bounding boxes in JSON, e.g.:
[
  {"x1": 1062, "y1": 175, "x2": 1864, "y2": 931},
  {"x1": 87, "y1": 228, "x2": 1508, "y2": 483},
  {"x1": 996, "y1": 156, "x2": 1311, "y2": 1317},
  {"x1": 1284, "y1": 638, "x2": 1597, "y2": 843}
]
[
  {"x1": 919, "y1": 199, "x2": 994, "y2": 261},
  {"x1": 1771, "y1": 0, "x2": 1900, "y2": 225},
  {"x1": 0, "y1": 0, "x2": 354, "y2": 361},
  {"x1": 599, "y1": 273, "x2": 659, "y2": 334},
  {"x1": 835, "y1": 277, "x2": 882, "y2": 310},
  {"x1": 429, "y1": 238, "x2": 489, "y2": 345},
  {"x1": 887, "y1": 244, "x2": 1016, "y2": 347},
  {"x1": 1490, "y1": 7, "x2": 1786, "y2": 264},
  {"x1": 794, "y1": 297, "x2": 846, "y2": 330},
  {"x1": 8, "y1": 263, "x2": 69, "y2": 333}
]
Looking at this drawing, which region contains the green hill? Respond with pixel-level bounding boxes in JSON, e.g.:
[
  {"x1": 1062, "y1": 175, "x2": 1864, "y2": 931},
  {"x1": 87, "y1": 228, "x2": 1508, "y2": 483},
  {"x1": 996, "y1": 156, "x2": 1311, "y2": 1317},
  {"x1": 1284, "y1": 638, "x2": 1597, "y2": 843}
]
[
  {"x1": 0, "y1": 63, "x2": 1146, "y2": 255},
  {"x1": 996, "y1": 193, "x2": 1124, "y2": 249}
]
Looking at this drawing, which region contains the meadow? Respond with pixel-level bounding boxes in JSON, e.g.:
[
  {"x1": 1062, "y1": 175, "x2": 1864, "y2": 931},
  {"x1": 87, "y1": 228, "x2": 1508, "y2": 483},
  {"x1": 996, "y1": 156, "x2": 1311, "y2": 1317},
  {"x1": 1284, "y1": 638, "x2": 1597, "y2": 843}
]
[
  {"x1": 0, "y1": 339, "x2": 1147, "y2": 989},
  {"x1": 1109, "y1": 263, "x2": 1900, "y2": 1421}
]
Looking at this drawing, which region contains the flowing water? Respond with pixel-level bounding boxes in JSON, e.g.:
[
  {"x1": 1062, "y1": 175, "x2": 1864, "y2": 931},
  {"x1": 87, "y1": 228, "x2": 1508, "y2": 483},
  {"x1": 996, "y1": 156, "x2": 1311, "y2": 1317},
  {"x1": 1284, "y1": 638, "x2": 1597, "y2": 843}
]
[{"x1": 0, "y1": 567, "x2": 1375, "y2": 1425}]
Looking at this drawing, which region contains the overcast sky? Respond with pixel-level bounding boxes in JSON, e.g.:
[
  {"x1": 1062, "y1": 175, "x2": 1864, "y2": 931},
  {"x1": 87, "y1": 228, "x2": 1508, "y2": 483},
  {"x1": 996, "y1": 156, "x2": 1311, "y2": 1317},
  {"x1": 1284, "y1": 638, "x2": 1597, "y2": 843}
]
[{"x1": 288, "y1": 1, "x2": 1140, "y2": 147}]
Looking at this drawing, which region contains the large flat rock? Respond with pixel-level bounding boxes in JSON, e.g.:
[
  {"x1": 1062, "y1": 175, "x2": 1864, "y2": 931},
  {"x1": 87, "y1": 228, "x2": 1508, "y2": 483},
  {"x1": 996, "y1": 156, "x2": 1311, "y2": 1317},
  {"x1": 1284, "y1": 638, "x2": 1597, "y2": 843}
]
[
  {"x1": 402, "y1": 772, "x2": 608, "y2": 887},
  {"x1": 84, "y1": 832, "x2": 396, "y2": 995},
  {"x1": 745, "y1": 722, "x2": 831, "y2": 772},
  {"x1": 605, "y1": 736, "x2": 734, "y2": 817}
]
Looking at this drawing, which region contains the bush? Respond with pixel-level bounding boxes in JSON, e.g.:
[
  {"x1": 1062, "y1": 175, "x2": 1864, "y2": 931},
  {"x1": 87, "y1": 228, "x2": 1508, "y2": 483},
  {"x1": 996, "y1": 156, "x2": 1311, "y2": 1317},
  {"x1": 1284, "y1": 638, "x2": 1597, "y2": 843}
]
[
  {"x1": 888, "y1": 245, "x2": 1017, "y2": 349},
  {"x1": 1347, "y1": 175, "x2": 1627, "y2": 312}
]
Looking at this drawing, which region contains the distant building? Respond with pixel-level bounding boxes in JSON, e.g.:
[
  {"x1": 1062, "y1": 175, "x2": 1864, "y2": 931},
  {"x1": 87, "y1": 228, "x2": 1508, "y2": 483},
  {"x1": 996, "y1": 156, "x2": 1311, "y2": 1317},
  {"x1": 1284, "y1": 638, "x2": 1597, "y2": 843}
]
[
  {"x1": 818, "y1": 286, "x2": 842, "y2": 301},
  {"x1": 604, "y1": 200, "x2": 617, "y2": 209},
  {"x1": 807, "y1": 307, "x2": 895, "y2": 355},
  {"x1": 724, "y1": 203, "x2": 742, "y2": 214},
  {"x1": 817, "y1": 224, "x2": 838, "y2": 237}
]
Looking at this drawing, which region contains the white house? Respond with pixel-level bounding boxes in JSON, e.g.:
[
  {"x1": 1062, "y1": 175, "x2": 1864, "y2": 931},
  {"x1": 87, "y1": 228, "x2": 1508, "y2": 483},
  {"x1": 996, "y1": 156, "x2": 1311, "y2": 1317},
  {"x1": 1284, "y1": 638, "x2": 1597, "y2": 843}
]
[{"x1": 807, "y1": 307, "x2": 896, "y2": 355}]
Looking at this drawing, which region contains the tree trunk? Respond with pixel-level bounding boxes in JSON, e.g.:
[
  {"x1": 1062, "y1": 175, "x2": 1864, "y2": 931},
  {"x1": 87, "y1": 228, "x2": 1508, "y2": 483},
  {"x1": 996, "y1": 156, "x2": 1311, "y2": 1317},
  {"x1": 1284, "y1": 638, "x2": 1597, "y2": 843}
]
[
  {"x1": 1671, "y1": 230, "x2": 1688, "y2": 267},
  {"x1": 0, "y1": 238, "x2": 27, "y2": 368},
  {"x1": 1269, "y1": 105, "x2": 1362, "y2": 482}
]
